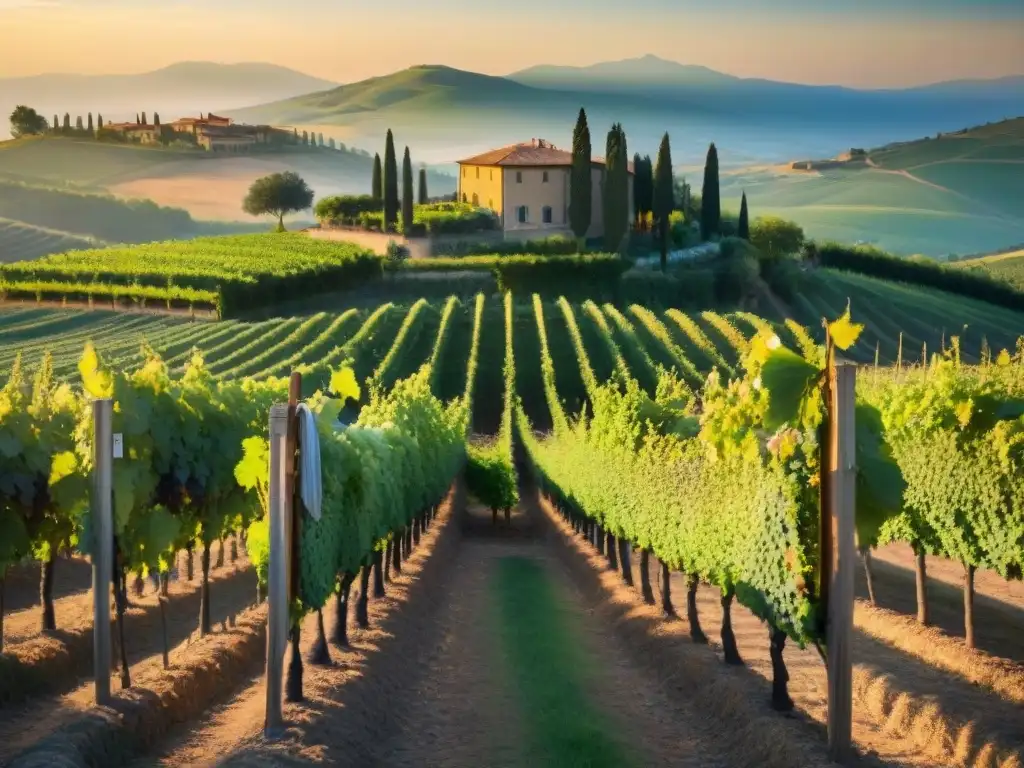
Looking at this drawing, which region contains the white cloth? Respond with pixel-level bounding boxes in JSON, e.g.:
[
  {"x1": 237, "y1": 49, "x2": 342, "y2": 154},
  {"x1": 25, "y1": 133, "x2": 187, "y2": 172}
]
[{"x1": 296, "y1": 403, "x2": 323, "y2": 521}]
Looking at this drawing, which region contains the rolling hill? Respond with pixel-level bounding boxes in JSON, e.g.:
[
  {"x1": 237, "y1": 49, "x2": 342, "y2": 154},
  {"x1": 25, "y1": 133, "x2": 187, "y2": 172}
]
[
  {"x1": 718, "y1": 118, "x2": 1024, "y2": 257},
  {"x1": 954, "y1": 248, "x2": 1024, "y2": 291},
  {"x1": 228, "y1": 59, "x2": 1024, "y2": 167},
  {"x1": 0, "y1": 62, "x2": 337, "y2": 140},
  {"x1": 0, "y1": 136, "x2": 457, "y2": 232}
]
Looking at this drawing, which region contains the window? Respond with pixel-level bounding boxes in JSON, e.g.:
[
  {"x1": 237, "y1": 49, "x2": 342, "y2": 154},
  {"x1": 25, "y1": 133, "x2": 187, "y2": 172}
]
[
  {"x1": 472, "y1": 193, "x2": 479, "y2": 206},
  {"x1": 517, "y1": 206, "x2": 528, "y2": 224},
  {"x1": 488, "y1": 199, "x2": 494, "y2": 209},
  {"x1": 475, "y1": 167, "x2": 479, "y2": 179},
  {"x1": 516, "y1": 171, "x2": 522, "y2": 183},
  {"x1": 542, "y1": 206, "x2": 553, "y2": 224},
  {"x1": 490, "y1": 169, "x2": 493, "y2": 180},
  {"x1": 462, "y1": 167, "x2": 466, "y2": 177},
  {"x1": 461, "y1": 193, "x2": 467, "y2": 203},
  {"x1": 542, "y1": 171, "x2": 548, "y2": 183}
]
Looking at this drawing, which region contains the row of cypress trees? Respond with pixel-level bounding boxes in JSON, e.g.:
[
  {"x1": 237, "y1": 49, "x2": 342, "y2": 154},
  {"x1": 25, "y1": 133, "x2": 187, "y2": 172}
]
[
  {"x1": 370, "y1": 130, "x2": 429, "y2": 233},
  {"x1": 569, "y1": 108, "x2": 743, "y2": 268}
]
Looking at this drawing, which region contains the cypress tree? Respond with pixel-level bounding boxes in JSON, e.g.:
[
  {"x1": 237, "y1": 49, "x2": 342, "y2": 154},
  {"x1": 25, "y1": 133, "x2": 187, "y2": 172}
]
[
  {"x1": 135, "y1": 113, "x2": 140, "y2": 124},
  {"x1": 97, "y1": 114, "x2": 103, "y2": 130},
  {"x1": 383, "y1": 130, "x2": 399, "y2": 232},
  {"x1": 568, "y1": 107, "x2": 592, "y2": 245},
  {"x1": 602, "y1": 124, "x2": 629, "y2": 252},
  {"x1": 75, "y1": 115, "x2": 83, "y2": 130},
  {"x1": 63, "y1": 113, "x2": 70, "y2": 130},
  {"x1": 302, "y1": 130, "x2": 309, "y2": 145},
  {"x1": 329, "y1": 138, "x2": 336, "y2": 149},
  {"x1": 87, "y1": 113, "x2": 93, "y2": 132},
  {"x1": 154, "y1": 112, "x2": 160, "y2": 127},
  {"x1": 371, "y1": 153, "x2": 383, "y2": 201},
  {"x1": 652, "y1": 133, "x2": 674, "y2": 273},
  {"x1": 738, "y1": 192, "x2": 750, "y2": 240},
  {"x1": 141, "y1": 112, "x2": 147, "y2": 125},
  {"x1": 52, "y1": 114, "x2": 58, "y2": 133},
  {"x1": 418, "y1": 167, "x2": 428, "y2": 205},
  {"x1": 318, "y1": 132, "x2": 324, "y2": 147},
  {"x1": 401, "y1": 147, "x2": 414, "y2": 233},
  {"x1": 700, "y1": 142, "x2": 721, "y2": 240}
]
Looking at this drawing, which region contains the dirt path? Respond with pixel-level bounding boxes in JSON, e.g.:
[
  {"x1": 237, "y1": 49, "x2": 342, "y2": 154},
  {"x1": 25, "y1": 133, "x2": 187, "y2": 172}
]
[{"x1": 127, "y1": 491, "x2": 764, "y2": 768}]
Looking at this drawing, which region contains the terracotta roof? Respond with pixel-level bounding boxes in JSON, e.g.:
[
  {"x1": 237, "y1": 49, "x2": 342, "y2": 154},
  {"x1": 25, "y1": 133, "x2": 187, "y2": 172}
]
[
  {"x1": 458, "y1": 139, "x2": 634, "y2": 173},
  {"x1": 106, "y1": 122, "x2": 156, "y2": 131}
]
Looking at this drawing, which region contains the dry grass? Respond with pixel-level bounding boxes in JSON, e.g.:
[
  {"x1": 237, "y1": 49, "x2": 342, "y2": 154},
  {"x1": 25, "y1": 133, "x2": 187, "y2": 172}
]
[
  {"x1": 852, "y1": 666, "x2": 1022, "y2": 767},
  {"x1": 855, "y1": 601, "x2": 1024, "y2": 705}
]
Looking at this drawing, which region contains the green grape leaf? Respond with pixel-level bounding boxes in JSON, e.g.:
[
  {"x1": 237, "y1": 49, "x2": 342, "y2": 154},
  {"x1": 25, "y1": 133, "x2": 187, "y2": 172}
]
[
  {"x1": 854, "y1": 404, "x2": 905, "y2": 548},
  {"x1": 78, "y1": 343, "x2": 114, "y2": 398},
  {"x1": 828, "y1": 307, "x2": 864, "y2": 352},
  {"x1": 0, "y1": 511, "x2": 31, "y2": 567},
  {"x1": 49, "y1": 450, "x2": 88, "y2": 515},
  {"x1": 329, "y1": 367, "x2": 361, "y2": 404},
  {"x1": 234, "y1": 436, "x2": 269, "y2": 491},
  {"x1": 761, "y1": 347, "x2": 819, "y2": 431}
]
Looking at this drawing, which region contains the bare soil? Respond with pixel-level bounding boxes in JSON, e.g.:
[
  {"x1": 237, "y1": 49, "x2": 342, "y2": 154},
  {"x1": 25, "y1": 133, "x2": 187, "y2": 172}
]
[
  {"x1": 124, "y1": 487, "x2": 815, "y2": 768},
  {"x1": 0, "y1": 546, "x2": 257, "y2": 762},
  {"x1": 601, "y1": 509, "x2": 1024, "y2": 767}
]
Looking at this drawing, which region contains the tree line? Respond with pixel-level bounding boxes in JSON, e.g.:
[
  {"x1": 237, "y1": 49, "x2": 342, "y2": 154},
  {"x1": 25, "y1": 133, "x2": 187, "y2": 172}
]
[{"x1": 368, "y1": 130, "x2": 432, "y2": 233}]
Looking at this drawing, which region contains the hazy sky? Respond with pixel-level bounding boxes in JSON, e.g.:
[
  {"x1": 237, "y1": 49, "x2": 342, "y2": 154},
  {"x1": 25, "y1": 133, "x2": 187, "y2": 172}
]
[{"x1": 1, "y1": 0, "x2": 1022, "y2": 86}]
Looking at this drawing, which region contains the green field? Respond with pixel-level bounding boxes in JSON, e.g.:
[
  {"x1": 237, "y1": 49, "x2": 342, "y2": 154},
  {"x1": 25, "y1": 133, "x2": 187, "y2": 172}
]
[
  {"x1": 4, "y1": 267, "x2": 1022, "y2": 429},
  {"x1": 722, "y1": 118, "x2": 1024, "y2": 258},
  {"x1": 0, "y1": 218, "x2": 100, "y2": 264},
  {"x1": 954, "y1": 249, "x2": 1024, "y2": 292}
]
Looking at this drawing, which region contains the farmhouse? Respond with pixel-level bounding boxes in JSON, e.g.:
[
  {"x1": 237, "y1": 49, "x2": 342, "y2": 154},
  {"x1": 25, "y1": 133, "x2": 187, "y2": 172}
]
[
  {"x1": 457, "y1": 139, "x2": 634, "y2": 239},
  {"x1": 168, "y1": 113, "x2": 278, "y2": 152},
  {"x1": 104, "y1": 122, "x2": 161, "y2": 144}
]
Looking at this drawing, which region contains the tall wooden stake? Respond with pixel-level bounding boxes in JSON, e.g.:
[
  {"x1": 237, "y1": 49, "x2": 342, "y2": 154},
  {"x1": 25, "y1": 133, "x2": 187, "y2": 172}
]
[
  {"x1": 264, "y1": 402, "x2": 290, "y2": 737},
  {"x1": 285, "y1": 373, "x2": 304, "y2": 703},
  {"x1": 826, "y1": 362, "x2": 856, "y2": 762},
  {"x1": 91, "y1": 399, "x2": 114, "y2": 706}
]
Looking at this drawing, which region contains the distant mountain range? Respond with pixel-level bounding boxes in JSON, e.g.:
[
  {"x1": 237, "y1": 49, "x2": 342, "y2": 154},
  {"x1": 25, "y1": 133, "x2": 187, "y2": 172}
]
[
  {"x1": 227, "y1": 56, "x2": 1024, "y2": 165},
  {"x1": 4, "y1": 56, "x2": 1022, "y2": 164},
  {"x1": 0, "y1": 62, "x2": 337, "y2": 138}
]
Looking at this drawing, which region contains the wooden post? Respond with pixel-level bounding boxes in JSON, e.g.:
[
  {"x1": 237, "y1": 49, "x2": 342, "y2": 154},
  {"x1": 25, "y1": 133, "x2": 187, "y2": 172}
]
[
  {"x1": 284, "y1": 373, "x2": 304, "y2": 703},
  {"x1": 827, "y1": 361, "x2": 856, "y2": 762},
  {"x1": 264, "y1": 402, "x2": 290, "y2": 737},
  {"x1": 91, "y1": 399, "x2": 114, "y2": 706}
]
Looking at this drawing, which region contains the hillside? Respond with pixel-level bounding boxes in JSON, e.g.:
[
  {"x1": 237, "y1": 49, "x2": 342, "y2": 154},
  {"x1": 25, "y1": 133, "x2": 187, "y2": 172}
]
[
  {"x1": 955, "y1": 248, "x2": 1024, "y2": 291},
  {"x1": 0, "y1": 218, "x2": 101, "y2": 263},
  {"x1": 719, "y1": 118, "x2": 1024, "y2": 257},
  {"x1": 0, "y1": 137, "x2": 456, "y2": 223},
  {"x1": 0, "y1": 62, "x2": 337, "y2": 140},
  {"x1": 227, "y1": 61, "x2": 1024, "y2": 166}
]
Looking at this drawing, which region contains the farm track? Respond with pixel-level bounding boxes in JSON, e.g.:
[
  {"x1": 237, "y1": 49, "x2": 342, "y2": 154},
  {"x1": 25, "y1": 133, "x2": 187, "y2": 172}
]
[{"x1": 127, "y1": 492, "x2": 773, "y2": 768}]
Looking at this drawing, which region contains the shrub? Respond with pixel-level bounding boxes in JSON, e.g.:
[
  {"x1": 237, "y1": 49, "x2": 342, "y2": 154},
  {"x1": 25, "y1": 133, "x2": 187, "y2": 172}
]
[
  {"x1": 433, "y1": 234, "x2": 579, "y2": 257},
  {"x1": 750, "y1": 216, "x2": 805, "y2": 260},
  {"x1": 816, "y1": 241, "x2": 1024, "y2": 311},
  {"x1": 385, "y1": 239, "x2": 410, "y2": 264},
  {"x1": 714, "y1": 239, "x2": 760, "y2": 304},
  {"x1": 494, "y1": 254, "x2": 629, "y2": 296},
  {"x1": 315, "y1": 195, "x2": 381, "y2": 225},
  {"x1": 407, "y1": 202, "x2": 500, "y2": 236},
  {"x1": 762, "y1": 256, "x2": 805, "y2": 302}
]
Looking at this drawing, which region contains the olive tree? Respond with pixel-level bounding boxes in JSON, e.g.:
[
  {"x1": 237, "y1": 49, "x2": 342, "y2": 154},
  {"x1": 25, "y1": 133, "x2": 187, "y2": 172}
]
[{"x1": 242, "y1": 172, "x2": 314, "y2": 232}]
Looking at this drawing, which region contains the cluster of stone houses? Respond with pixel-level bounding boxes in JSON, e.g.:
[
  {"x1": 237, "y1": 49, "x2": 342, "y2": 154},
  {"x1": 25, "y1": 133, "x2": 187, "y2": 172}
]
[
  {"x1": 105, "y1": 113, "x2": 289, "y2": 152},
  {"x1": 456, "y1": 138, "x2": 634, "y2": 239}
]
